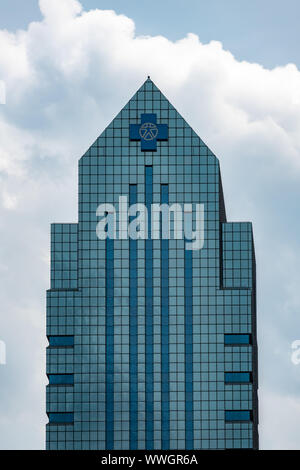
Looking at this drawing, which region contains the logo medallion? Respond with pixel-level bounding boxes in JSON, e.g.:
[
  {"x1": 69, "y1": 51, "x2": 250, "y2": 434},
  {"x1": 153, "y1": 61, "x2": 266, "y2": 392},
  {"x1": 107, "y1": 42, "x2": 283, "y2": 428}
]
[{"x1": 139, "y1": 122, "x2": 159, "y2": 141}]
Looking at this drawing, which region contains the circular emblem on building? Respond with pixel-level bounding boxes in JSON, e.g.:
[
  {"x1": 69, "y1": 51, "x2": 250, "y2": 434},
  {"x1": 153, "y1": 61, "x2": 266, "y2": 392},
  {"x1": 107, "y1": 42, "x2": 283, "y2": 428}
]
[{"x1": 139, "y1": 122, "x2": 158, "y2": 141}]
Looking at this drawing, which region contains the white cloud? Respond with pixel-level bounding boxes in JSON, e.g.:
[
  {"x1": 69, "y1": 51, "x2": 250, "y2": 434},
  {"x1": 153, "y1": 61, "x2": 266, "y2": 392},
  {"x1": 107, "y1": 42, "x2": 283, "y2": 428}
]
[
  {"x1": 0, "y1": 0, "x2": 300, "y2": 449},
  {"x1": 260, "y1": 389, "x2": 300, "y2": 450},
  {"x1": 0, "y1": 80, "x2": 5, "y2": 104},
  {"x1": 1, "y1": 189, "x2": 17, "y2": 210},
  {"x1": 0, "y1": 0, "x2": 300, "y2": 181},
  {"x1": 39, "y1": 0, "x2": 82, "y2": 22}
]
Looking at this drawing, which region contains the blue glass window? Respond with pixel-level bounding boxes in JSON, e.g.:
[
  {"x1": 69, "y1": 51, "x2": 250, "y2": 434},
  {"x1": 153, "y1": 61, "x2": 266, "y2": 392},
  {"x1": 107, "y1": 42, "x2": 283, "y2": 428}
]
[
  {"x1": 224, "y1": 334, "x2": 251, "y2": 345},
  {"x1": 225, "y1": 372, "x2": 251, "y2": 384},
  {"x1": 48, "y1": 374, "x2": 74, "y2": 385},
  {"x1": 48, "y1": 336, "x2": 74, "y2": 347},
  {"x1": 225, "y1": 411, "x2": 252, "y2": 422},
  {"x1": 48, "y1": 413, "x2": 74, "y2": 424}
]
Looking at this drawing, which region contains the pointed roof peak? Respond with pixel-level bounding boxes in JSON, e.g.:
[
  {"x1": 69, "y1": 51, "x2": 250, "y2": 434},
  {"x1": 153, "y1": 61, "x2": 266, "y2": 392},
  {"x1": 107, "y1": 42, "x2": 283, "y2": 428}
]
[
  {"x1": 145, "y1": 75, "x2": 155, "y2": 85},
  {"x1": 83, "y1": 75, "x2": 214, "y2": 161},
  {"x1": 138, "y1": 75, "x2": 160, "y2": 92}
]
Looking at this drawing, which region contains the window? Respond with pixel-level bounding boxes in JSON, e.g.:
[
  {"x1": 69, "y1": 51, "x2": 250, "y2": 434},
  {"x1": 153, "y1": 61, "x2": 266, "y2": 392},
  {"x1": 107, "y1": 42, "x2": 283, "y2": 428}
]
[
  {"x1": 48, "y1": 374, "x2": 74, "y2": 386},
  {"x1": 224, "y1": 334, "x2": 251, "y2": 346},
  {"x1": 48, "y1": 336, "x2": 74, "y2": 347},
  {"x1": 225, "y1": 372, "x2": 251, "y2": 384},
  {"x1": 225, "y1": 411, "x2": 252, "y2": 422},
  {"x1": 48, "y1": 413, "x2": 74, "y2": 424}
]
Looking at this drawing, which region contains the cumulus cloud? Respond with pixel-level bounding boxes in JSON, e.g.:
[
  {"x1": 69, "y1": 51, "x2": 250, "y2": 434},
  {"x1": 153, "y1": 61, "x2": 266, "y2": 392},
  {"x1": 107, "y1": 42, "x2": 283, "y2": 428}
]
[
  {"x1": 0, "y1": 0, "x2": 300, "y2": 449},
  {"x1": 260, "y1": 390, "x2": 300, "y2": 450},
  {"x1": 0, "y1": 80, "x2": 5, "y2": 104}
]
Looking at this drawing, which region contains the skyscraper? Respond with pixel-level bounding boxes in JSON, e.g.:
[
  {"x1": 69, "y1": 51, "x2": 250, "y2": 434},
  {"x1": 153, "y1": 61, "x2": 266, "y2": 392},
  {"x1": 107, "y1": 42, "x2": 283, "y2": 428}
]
[{"x1": 46, "y1": 78, "x2": 258, "y2": 450}]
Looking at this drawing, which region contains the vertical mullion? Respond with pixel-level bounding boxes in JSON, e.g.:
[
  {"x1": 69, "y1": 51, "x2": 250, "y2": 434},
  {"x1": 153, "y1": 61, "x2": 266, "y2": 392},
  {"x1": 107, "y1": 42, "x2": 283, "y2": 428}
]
[
  {"x1": 129, "y1": 185, "x2": 138, "y2": 449},
  {"x1": 106, "y1": 237, "x2": 114, "y2": 449},
  {"x1": 161, "y1": 184, "x2": 169, "y2": 449},
  {"x1": 185, "y1": 247, "x2": 193, "y2": 449},
  {"x1": 145, "y1": 166, "x2": 154, "y2": 449}
]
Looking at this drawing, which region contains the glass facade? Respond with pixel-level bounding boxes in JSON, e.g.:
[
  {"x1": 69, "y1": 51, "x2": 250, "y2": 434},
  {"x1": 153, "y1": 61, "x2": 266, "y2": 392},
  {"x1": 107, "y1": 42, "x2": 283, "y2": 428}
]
[{"x1": 46, "y1": 78, "x2": 258, "y2": 450}]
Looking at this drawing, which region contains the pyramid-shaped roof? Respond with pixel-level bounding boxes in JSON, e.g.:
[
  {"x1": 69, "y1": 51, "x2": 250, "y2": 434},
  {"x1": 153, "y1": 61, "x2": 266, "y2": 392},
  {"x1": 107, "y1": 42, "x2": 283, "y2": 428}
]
[{"x1": 82, "y1": 77, "x2": 218, "y2": 164}]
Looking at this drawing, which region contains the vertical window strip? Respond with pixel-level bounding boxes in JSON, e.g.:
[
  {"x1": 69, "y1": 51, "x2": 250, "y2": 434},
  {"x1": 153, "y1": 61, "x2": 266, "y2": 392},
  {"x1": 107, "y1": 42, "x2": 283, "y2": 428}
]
[
  {"x1": 106, "y1": 237, "x2": 114, "y2": 449},
  {"x1": 145, "y1": 166, "x2": 154, "y2": 449},
  {"x1": 185, "y1": 247, "x2": 194, "y2": 449},
  {"x1": 129, "y1": 185, "x2": 138, "y2": 449},
  {"x1": 161, "y1": 184, "x2": 170, "y2": 449}
]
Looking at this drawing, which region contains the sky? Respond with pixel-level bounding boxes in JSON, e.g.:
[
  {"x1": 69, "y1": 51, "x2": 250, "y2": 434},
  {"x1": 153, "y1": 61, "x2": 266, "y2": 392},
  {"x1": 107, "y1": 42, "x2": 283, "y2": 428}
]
[
  {"x1": 0, "y1": 0, "x2": 300, "y2": 450},
  {"x1": 1, "y1": 0, "x2": 300, "y2": 69}
]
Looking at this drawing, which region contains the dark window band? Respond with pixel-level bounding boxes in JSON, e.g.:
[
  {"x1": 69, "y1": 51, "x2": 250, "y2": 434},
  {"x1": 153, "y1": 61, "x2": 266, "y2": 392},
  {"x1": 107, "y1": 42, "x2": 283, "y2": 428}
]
[
  {"x1": 48, "y1": 336, "x2": 74, "y2": 347},
  {"x1": 225, "y1": 410, "x2": 252, "y2": 422},
  {"x1": 224, "y1": 334, "x2": 251, "y2": 345},
  {"x1": 225, "y1": 372, "x2": 252, "y2": 384},
  {"x1": 48, "y1": 412, "x2": 74, "y2": 424},
  {"x1": 48, "y1": 374, "x2": 74, "y2": 386}
]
